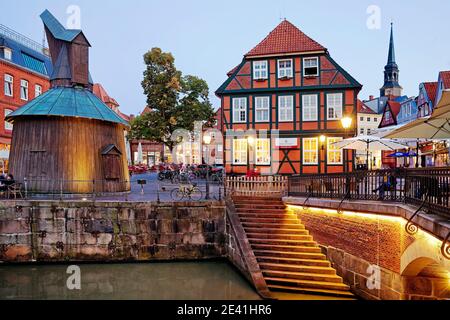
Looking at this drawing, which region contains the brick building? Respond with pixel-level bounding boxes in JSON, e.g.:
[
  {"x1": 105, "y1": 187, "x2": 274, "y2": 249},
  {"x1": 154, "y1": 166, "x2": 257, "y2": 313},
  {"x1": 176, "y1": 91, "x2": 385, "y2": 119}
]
[
  {"x1": 216, "y1": 20, "x2": 361, "y2": 175},
  {"x1": 0, "y1": 24, "x2": 52, "y2": 171}
]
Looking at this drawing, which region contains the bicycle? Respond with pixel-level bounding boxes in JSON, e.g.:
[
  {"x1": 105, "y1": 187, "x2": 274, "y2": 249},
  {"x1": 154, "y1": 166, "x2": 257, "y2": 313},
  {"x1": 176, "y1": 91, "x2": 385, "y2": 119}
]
[{"x1": 171, "y1": 183, "x2": 203, "y2": 201}]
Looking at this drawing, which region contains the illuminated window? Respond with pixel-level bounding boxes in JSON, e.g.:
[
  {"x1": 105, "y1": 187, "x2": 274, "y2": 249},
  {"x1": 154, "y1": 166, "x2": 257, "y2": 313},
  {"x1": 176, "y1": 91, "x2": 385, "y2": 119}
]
[
  {"x1": 4, "y1": 74, "x2": 13, "y2": 97},
  {"x1": 232, "y1": 97, "x2": 247, "y2": 123},
  {"x1": 327, "y1": 137, "x2": 343, "y2": 165},
  {"x1": 302, "y1": 94, "x2": 318, "y2": 121},
  {"x1": 253, "y1": 61, "x2": 268, "y2": 80},
  {"x1": 327, "y1": 93, "x2": 342, "y2": 120},
  {"x1": 256, "y1": 138, "x2": 270, "y2": 165},
  {"x1": 303, "y1": 57, "x2": 319, "y2": 76},
  {"x1": 233, "y1": 139, "x2": 247, "y2": 165},
  {"x1": 4, "y1": 109, "x2": 13, "y2": 130},
  {"x1": 278, "y1": 59, "x2": 293, "y2": 78},
  {"x1": 278, "y1": 95, "x2": 293, "y2": 122},
  {"x1": 20, "y1": 79, "x2": 28, "y2": 101},
  {"x1": 255, "y1": 96, "x2": 270, "y2": 122},
  {"x1": 303, "y1": 138, "x2": 318, "y2": 165},
  {"x1": 35, "y1": 84, "x2": 42, "y2": 97}
]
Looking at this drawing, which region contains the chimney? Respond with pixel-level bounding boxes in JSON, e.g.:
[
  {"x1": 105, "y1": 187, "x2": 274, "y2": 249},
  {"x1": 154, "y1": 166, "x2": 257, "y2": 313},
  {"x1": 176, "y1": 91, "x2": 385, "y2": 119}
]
[{"x1": 369, "y1": 95, "x2": 374, "y2": 100}]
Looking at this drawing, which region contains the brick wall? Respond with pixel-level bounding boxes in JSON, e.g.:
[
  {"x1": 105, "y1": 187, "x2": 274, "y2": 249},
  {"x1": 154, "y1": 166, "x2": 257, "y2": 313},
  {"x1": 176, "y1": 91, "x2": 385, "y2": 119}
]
[
  {"x1": 0, "y1": 60, "x2": 50, "y2": 142},
  {"x1": 293, "y1": 207, "x2": 415, "y2": 273},
  {"x1": 0, "y1": 200, "x2": 226, "y2": 262}
]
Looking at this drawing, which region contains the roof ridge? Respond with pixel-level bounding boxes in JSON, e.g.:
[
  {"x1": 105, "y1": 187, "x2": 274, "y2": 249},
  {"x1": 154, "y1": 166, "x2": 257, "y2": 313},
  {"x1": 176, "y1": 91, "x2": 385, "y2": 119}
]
[{"x1": 245, "y1": 19, "x2": 326, "y2": 57}]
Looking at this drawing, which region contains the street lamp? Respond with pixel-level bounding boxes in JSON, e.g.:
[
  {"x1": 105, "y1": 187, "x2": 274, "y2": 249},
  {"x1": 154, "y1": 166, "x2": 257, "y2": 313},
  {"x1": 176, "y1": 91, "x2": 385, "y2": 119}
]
[
  {"x1": 203, "y1": 134, "x2": 212, "y2": 200},
  {"x1": 341, "y1": 116, "x2": 353, "y2": 131}
]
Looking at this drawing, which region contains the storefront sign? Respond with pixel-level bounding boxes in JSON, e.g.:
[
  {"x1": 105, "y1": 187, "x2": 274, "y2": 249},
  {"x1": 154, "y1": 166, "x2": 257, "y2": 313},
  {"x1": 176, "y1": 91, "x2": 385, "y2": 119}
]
[{"x1": 275, "y1": 138, "x2": 298, "y2": 149}]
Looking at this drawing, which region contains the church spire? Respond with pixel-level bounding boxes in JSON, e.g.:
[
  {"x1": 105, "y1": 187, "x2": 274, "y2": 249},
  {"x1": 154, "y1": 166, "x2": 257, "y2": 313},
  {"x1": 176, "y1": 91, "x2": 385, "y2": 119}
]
[
  {"x1": 387, "y1": 23, "x2": 396, "y2": 65},
  {"x1": 380, "y1": 23, "x2": 402, "y2": 97}
]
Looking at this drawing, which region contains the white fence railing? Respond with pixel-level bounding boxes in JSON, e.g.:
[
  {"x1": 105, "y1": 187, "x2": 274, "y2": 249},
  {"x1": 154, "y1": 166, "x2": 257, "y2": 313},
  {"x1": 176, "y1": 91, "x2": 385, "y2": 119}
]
[{"x1": 226, "y1": 175, "x2": 288, "y2": 197}]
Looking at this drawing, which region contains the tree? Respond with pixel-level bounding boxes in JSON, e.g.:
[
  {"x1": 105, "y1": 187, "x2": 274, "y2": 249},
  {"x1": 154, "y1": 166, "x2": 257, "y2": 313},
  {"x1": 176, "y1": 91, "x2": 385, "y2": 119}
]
[{"x1": 128, "y1": 48, "x2": 215, "y2": 152}]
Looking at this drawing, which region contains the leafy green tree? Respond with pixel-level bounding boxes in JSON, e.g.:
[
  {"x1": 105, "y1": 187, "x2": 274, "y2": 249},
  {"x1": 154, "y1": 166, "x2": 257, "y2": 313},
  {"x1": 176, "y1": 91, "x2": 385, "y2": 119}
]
[{"x1": 128, "y1": 48, "x2": 215, "y2": 152}]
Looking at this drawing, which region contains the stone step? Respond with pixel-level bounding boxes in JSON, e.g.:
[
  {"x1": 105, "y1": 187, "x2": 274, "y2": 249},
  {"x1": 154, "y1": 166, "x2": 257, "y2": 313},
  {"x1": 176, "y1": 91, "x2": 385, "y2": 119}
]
[
  {"x1": 244, "y1": 227, "x2": 309, "y2": 235},
  {"x1": 250, "y1": 241, "x2": 325, "y2": 257},
  {"x1": 254, "y1": 251, "x2": 328, "y2": 262},
  {"x1": 249, "y1": 239, "x2": 319, "y2": 247},
  {"x1": 257, "y1": 256, "x2": 331, "y2": 268},
  {"x1": 238, "y1": 212, "x2": 296, "y2": 219},
  {"x1": 262, "y1": 269, "x2": 343, "y2": 283},
  {"x1": 267, "y1": 284, "x2": 355, "y2": 298},
  {"x1": 246, "y1": 233, "x2": 313, "y2": 241},
  {"x1": 236, "y1": 208, "x2": 288, "y2": 214},
  {"x1": 235, "y1": 204, "x2": 286, "y2": 210},
  {"x1": 258, "y1": 262, "x2": 336, "y2": 274},
  {"x1": 242, "y1": 222, "x2": 306, "y2": 229},
  {"x1": 239, "y1": 217, "x2": 301, "y2": 224},
  {"x1": 233, "y1": 196, "x2": 283, "y2": 202},
  {"x1": 265, "y1": 277, "x2": 350, "y2": 292}
]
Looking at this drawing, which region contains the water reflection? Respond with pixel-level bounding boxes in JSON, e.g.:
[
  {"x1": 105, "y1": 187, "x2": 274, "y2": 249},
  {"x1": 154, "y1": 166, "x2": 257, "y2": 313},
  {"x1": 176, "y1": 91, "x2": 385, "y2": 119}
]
[{"x1": 0, "y1": 261, "x2": 260, "y2": 300}]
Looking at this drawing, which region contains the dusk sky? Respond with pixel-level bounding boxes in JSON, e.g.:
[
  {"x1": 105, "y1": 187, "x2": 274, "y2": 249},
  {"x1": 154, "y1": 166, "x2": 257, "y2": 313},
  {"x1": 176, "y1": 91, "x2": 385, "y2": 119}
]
[{"x1": 2, "y1": 0, "x2": 450, "y2": 115}]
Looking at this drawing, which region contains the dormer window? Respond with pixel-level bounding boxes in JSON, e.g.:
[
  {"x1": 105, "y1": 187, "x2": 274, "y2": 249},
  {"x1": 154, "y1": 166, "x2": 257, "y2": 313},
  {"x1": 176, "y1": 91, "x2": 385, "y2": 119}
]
[
  {"x1": 253, "y1": 61, "x2": 268, "y2": 80},
  {"x1": 4, "y1": 48, "x2": 12, "y2": 60},
  {"x1": 303, "y1": 57, "x2": 319, "y2": 77},
  {"x1": 278, "y1": 59, "x2": 293, "y2": 79}
]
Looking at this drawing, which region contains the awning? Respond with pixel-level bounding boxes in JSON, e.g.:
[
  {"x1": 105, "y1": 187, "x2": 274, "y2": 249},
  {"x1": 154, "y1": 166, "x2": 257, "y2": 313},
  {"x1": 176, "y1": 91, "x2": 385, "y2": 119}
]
[{"x1": 388, "y1": 152, "x2": 418, "y2": 158}]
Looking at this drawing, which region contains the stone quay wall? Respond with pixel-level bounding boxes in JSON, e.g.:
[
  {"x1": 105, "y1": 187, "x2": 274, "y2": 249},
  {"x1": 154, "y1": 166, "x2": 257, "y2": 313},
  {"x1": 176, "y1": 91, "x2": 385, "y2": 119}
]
[{"x1": 0, "y1": 200, "x2": 226, "y2": 263}]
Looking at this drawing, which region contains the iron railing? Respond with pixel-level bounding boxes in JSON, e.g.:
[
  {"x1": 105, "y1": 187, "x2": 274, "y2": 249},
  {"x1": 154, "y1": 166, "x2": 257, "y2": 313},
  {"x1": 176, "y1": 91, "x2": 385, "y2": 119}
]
[{"x1": 288, "y1": 167, "x2": 450, "y2": 218}]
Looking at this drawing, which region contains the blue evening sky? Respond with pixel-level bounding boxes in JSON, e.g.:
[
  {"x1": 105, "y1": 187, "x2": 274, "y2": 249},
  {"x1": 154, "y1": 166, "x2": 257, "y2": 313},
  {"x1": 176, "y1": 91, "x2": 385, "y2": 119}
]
[{"x1": 2, "y1": 0, "x2": 449, "y2": 115}]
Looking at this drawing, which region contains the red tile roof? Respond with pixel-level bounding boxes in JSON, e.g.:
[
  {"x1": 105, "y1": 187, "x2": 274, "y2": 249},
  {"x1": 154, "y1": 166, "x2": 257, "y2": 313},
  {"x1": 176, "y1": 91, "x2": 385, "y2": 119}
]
[
  {"x1": 423, "y1": 81, "x2": 438, "y2": 103},
  {"x1": 387, "y1": 100, "x2": 401, "y2": 117},
  {"x1": 245, "y1": 20, "x2": 326, "y2": 58},
  {"x1": 357, "y1": 99, "x2": 376, "y2": 114},
  {"x1": 93, "y1": 83, "x2": 119, "y2": 106},
  {"x1": 439, "y1": 71, "x2": 450, "y2": 89}
]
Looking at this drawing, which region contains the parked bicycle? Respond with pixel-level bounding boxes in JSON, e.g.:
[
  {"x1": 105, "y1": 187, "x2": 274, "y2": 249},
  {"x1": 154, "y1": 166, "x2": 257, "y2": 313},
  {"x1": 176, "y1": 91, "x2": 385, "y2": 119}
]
[{"x1": 171, "y1": 183, "x2": 203, "y2": 201}]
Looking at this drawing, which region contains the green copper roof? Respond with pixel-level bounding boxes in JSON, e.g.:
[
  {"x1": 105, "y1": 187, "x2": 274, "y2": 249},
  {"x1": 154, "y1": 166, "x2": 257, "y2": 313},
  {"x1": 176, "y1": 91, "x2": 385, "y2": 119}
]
[{"x1": 6, "y1": 87, "x2": 129, "y2": 126}]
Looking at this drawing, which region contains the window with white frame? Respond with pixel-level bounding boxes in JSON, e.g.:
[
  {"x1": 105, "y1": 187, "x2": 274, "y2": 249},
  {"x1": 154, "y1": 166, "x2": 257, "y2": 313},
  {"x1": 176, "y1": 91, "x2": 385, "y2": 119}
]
[
  {"x1": 327, "y1": 93, "x2": 343, "y2": 120},
  {"x1": 278, "y1": 59, "x2": 293, "y2": 78},
  {"x1": 4, "y1": 48, "x2": 12, "y2": 60},
  {"x1": 303, "y1": 138, "x2": 318, "y2": 164},
  {"x1": 302, "y1": 94, "x2": 318, "y2": 121},
  {"x1": 232, "y1": 97, "x2": 247, "y2": 123},
  {"x1": 367, "y1": 128, "x2": 371, "y2": 135},
  {"x1": 303, "y1": 57, "x2": 319, "y2": 77},
  {"x1": 35, "y1": 84, "x2": 42, "y2": 97},
  {"x1": 255, "y1": 96, "x2": 270, "y2": 122},
  {"x1": 233, "y1": 139, "x2": 247, "y2": 165},
  {"x1": 385, "y1": 111, "x2": 391, "y2": 121},
  {"x1": 4, "y1": 74, "x2": 13, "y2": 97},
  {"x1": 278, "y1": 95, "x2": 293, "y2": 122},
  {"x1": 327, "y1": 137, "x2": 343, "y2": 164},
  {"x1": 360, "y1": 128, "x2": 365, "y2": 135},
  {"x1": 253, "y1": 61, "x2": 268, "y2": 80},
  {"x1": 20, "y1": 79, "x2": 28, "y2": 101},
  {"x1": 4, "y1": 109, "x2": 13, "y2": 130},
  {"x1": 367, "y1": 117, "x2": 371, "y2": 122},
  {"x1": 256, "y1": 138, "x2": 270, "y2": 165}
]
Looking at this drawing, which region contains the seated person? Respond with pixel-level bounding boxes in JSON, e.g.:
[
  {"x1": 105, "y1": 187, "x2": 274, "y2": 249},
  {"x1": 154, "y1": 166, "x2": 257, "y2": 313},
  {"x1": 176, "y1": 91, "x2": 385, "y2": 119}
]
[{"x1": 373, "y1": 174, "x2": 396, "y2": 199}]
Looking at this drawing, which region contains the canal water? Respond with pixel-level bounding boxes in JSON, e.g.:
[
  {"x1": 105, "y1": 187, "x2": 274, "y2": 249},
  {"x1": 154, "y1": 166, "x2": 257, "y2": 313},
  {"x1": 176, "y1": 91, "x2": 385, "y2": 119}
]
[{"x1": 0, "y1": 260, "x2": 260, "y2": 300}]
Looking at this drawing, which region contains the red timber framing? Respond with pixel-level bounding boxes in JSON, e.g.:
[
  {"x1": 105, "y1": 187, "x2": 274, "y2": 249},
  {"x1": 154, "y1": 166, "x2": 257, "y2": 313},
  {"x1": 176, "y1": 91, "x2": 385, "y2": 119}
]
[{"x1": 215, "y1": 20, "x2": 362, "y2": 175}]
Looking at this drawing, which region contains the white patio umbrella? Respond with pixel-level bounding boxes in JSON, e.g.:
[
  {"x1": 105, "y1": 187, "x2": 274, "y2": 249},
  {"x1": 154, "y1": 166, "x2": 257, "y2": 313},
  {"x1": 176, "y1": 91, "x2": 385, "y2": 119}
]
[
  {"x1": 333, "y1": 135, "x2": 408, "y2": 168},
  {"x1": 136, "y1": 142, "x2": 143, "y2": 164},
  {"x1": 125, "y1": 139, "x2": 132, "y2": 165},
  {"x1": 385, "y1": 90, "x2": 450, "y2": 139}
]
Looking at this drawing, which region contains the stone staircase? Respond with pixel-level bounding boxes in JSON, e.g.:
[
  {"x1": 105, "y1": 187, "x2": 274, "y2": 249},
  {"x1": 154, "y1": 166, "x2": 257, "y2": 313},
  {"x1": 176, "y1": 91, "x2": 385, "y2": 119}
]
[{"x1": 233, "y1": 196, "x2": 354, "y2": 298}]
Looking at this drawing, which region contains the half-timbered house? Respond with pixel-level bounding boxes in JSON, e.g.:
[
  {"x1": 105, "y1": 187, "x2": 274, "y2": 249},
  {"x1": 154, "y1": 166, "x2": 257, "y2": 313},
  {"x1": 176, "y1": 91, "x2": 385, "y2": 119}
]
[{"x1": 216, "y1": 20, "x2": 362, "y2": 175}]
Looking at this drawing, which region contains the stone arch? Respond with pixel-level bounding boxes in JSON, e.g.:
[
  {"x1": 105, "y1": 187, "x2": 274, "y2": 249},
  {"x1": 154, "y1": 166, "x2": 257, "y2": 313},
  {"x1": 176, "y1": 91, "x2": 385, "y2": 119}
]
[{"x1": 401, "y1": 236, "x2": 450, "y2": 277}]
